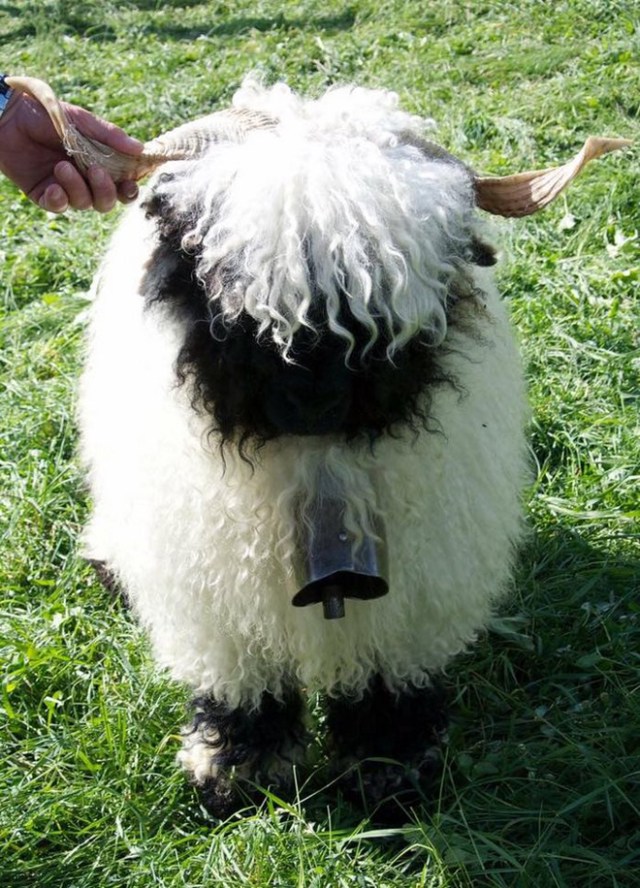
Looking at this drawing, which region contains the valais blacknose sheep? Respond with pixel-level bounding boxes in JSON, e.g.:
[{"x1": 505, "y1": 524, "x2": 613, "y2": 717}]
[{"x1": 13, "y1": 75, "x2": 628, "y2": 819}]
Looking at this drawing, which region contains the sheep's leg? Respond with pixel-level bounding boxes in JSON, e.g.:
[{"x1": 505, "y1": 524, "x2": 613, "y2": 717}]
[
  {"x1": 326, "y1": 675, "x2": 448, "y2": 821},
  {"x1": 86, "y1": 559, "x2": 121, "y2": 598},
  {"x1": 178, "y1": 688, "x2": 308, "y2": 818}
]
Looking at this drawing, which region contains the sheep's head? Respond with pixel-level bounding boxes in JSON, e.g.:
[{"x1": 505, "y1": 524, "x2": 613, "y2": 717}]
[
  {"x1": 136, "y1": 84, "x2": 496, "y2": 448},
  {"x1": 14, "y1": 77, "x2": 630, "y2": 450}
]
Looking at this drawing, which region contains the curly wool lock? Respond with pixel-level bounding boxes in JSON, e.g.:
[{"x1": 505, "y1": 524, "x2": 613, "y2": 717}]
[
  {"x1": 152, "y1": 84, "x2": 477, "y2": 354},
  {"x1": 78, "y1": 80, "x2": 530, "y2": 814}
]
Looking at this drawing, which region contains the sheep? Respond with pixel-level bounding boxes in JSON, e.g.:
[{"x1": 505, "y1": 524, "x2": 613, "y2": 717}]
[{"x1": 16, "y1": 75, "x2": 628, "y2": 819}]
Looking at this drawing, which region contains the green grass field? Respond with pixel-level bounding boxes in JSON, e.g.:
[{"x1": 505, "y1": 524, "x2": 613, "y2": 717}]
[{"x1": 1, "y1": 2, "x2": 638, "y2": 885}]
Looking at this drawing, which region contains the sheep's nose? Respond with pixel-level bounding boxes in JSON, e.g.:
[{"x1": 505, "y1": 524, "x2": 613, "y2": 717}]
[{"x1": 266, "y1": 385, "x2": 351, "y2": 435}]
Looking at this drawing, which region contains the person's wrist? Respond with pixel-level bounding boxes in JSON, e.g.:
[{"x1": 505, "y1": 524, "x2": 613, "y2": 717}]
[{"x1": 0, "y1": 78, "x2": 22, "y2": 137}]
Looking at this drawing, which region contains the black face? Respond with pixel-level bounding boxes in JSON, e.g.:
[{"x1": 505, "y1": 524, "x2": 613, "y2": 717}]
[{"x1": 140, "y1": 184, "x2": 486, "y2": 452}]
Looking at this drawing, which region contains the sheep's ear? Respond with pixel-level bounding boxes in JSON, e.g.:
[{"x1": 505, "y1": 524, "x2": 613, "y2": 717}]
[
  {"x1": 475, "y1": 136, "x2": 632, "y2": 217},
  {"x1": 469, "y1": 236, "x2": 497, "y2": 266}
]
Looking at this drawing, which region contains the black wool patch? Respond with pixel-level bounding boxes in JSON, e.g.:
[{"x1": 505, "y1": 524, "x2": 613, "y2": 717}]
[
  {"x1": 140, "y1": 186, "x2": 477, "y2": 452},
  {"x1": 189, "y1": 689, "x2": 307, "y2": 819}
]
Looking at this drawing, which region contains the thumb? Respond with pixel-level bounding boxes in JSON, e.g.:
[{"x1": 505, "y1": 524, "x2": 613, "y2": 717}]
[{"x1": 63, "y1": 103, "x2": 144, "y2": 155}]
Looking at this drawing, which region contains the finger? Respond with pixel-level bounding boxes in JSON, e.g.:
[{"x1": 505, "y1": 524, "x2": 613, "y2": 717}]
[
  {"x1": 54, "y1": 161, "x2": 93, "y2": 210},
  {"x1": 117, "y1": 179, "x2": 139, "y2": 204},
  {"x1": 86, "y1": 165, "x2": 118, "y2": 213},
  {"x1": 39, "y1": 183, "x2": 70, "y2": 214},
  {"x1": 63, "y1": 103, "x2": 144, "y2": 155}
]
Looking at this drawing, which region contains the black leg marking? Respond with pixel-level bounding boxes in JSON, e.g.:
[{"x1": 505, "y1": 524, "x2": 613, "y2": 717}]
[
  {"x1": 179, "y1": 689, "x2": 308, "y2": 819},
  {"x1": 86, "y1": 558, "x2": 123, "y2": 601},
  {"x1": 326, "y1": 675, "x2": 449, "y2": 822}
]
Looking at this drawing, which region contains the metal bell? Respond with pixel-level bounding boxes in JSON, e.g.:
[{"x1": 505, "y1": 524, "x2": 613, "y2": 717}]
[{"x1": 292, "y1": 492, "x2": 389, "y2": 619}]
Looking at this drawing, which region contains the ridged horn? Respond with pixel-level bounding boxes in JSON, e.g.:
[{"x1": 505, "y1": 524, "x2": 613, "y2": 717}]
[
  {"x1": 475, "y1": 136, "x2": 632, "y2": 217},
  {"x1": 400, "y1": 128, "x2": 631, "y2": 217},
  {"x1": 5, "y1": 75, "x2": 277, "y2": 182}
]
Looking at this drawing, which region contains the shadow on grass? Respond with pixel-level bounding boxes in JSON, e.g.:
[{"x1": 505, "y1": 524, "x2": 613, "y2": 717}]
[
  {"x1": 295, "y1": 524, "x2": 639, "y2": 881},
  {"x1": 0, "y1": 2, "x2": 37, "y2": 41},
  {"x1": 1, "y1": 5, "x2": 357, "y2": 45},
  {"x1": 3, "y1": 525, "x2": 637, "y2": 887},
  {"x1": 439, "y1": 523, "x2": 639, "y2": 883},
  {"x1": 140, "y1": 10, "x2": 358, "y2": 42},
  {"x1": 126, "y1": 0, "x2": 211, "y2": 8},
  {"x1": 0, "y1": 2, "x2": 117, "y2": 42}
]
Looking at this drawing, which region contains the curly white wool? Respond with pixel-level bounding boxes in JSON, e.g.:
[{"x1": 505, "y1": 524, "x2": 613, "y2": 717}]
[
  {"x1": 155, "y1": 81, "x2": 474, "y2": 361},
  {"x1": 79, "y1": 82, "x2": 530, "y2": 709}
]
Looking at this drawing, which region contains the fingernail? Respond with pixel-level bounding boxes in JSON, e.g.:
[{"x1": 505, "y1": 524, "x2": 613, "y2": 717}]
[
  {"x1": 88, "y1": 165, "x2": 107, "y2": 185},
  {"x1": 56, "y1": 161, "x2": 74, "y2": 178},
  {"x1": 41, "y1": 186, "x2": 69, "y2": 213},
  {"x1": 121, "y1": 181, "x2": 139, "y2": 200}
]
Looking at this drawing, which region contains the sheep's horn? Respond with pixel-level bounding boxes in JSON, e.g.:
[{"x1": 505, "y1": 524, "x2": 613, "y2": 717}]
[
  {"x1": 5, "y1": 75, "x2": 276, "y2": 182},
  {"x1": 475, "y1": 136, "x2": 632, "y2": 217}
]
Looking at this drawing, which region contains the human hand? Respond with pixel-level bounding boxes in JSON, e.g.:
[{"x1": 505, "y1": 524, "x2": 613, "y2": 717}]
[{"x1": 0, "y1": 88, "x2": 143, "y2": 213}]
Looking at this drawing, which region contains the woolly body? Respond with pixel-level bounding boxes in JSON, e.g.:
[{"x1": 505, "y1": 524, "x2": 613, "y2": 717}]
[{"x1": 79, "y1": 83, "x2": 530, "y2": 712}]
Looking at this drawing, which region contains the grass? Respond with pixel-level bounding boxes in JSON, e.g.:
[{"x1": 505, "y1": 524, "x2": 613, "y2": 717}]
[{"x1": 1, "y1": 1, "x2": 638, "y2": 885}]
